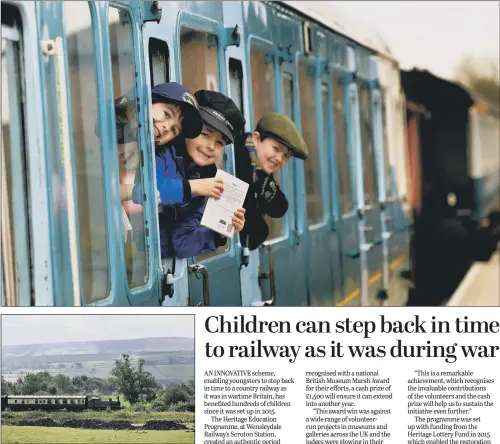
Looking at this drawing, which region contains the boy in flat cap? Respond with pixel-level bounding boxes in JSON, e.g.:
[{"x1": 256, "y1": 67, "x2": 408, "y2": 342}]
[{"x1": 235, "y1": 112, "x2": 309, "y2": 253}]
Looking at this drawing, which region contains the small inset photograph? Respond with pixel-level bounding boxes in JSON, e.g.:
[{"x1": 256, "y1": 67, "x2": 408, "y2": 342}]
[{"x1": 1, "y1": 314, "x2": 195, "y2": 444}]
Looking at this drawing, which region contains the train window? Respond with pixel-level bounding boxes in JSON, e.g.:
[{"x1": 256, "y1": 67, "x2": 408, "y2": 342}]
[
  {"x1": 149, "y1": 38, "x2": 169, "y2": 86},
  {"x1": 380, "y1": 89, "x2": 393, "y2": 200},
  {"x1": 299, "y1": 62, "x2": 325, "y2": 226},
  {"x1": 179, "y1": 27, "x2": 229, "y2": 260},
  {"x1": 180, "y1": 28, "x2": 222, "y2": 170},
  {"x1": 108, "y1": 6, "x2": 149, "y2": 290},
  {"x1": 332, "y1": 70, "x2": 353, "y2": 214},
  {"x1": 64, "y1": 1, "x2": 111, "y2": 303},
  {"x1": 358, "y1": 80, "x2": 378, "y2": 206},
  {"x1": 2, "y1": 5, "x2": 32, "y2": 306},
  {"x1": 228, "y1": 58, "x2": 244, "y2": 113},
  {"x1": 250, "y1": 48, "x2": 284, "y2": 239}
]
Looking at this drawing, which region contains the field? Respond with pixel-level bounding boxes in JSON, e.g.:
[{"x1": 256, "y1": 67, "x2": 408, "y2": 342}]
[
  {"x1": 2, "y1": 426, "x2": 194, "y2": 443},
  {"x1": 2, "y1": 411, "x2": 195, "y2": 444}
]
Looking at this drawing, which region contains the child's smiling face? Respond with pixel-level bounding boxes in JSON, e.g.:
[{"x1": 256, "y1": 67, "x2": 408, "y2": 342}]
[
  {"x1": 185, "y1": 123, "x2": 228, "y2": 167},
  {"x1": 151, "y1": 102, "x2": 184, "y2": 145}
]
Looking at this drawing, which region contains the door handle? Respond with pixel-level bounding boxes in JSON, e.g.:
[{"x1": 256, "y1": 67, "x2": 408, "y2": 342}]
[
  {"x1": 188, "y1": 264, "x2": 210, "y2": 306},
  {"x1": 258, "y1": 242, "x2": 276, "y2": 306}
]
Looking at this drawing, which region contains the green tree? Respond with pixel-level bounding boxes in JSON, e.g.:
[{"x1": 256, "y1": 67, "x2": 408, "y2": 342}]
[
  {"x1": 20, "y1": 372, "x2": 53, "y2": 395},
  {"x1": 109, "y1": 354, "x2": 156, "y2": 405},
  {"x1": 53, "y1": 374, "x2": 75, "y2": 394},
  {"x1": 151, "y1": 380, "x2": 195, "y2": 412},
  {"x1": 455, "y1": 56, "x2": 500, "y2": 104}
]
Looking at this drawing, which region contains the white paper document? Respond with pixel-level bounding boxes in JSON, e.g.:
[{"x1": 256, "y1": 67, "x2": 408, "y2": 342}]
[{"x1": 200, "y1": 169, "x2": 249, "y2": 238}]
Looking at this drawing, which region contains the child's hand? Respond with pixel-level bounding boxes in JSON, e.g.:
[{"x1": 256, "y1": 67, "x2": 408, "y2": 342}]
[
  {"x1": 232, "y1": 208, "x2": 246, "y2": 234},
  {"x1": 189, "y1": 178, "x2": 224, "y2": 199}
]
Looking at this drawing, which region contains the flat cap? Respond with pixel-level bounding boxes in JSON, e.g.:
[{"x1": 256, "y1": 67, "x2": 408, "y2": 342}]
[{"x1": 256, "y1": 112, "x2": 309, "y2": 160}]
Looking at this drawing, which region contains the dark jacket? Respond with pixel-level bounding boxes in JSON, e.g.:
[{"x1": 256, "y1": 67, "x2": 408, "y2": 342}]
[
  {"x1": 132, "y1": 142, "x2": 224, "y2": 259},
  {"x1": 234, "y1": 133, "x2": 288, "y2": 250}
]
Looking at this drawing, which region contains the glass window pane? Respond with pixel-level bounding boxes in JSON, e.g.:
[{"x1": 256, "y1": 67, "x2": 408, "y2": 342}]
[
  {"x1": 65, "y1": 1, "x2": 111, "y2": 302},
  {"x1": 299, "y1": 63, "x2": 324, "y2": 225},
  {"x1": 180, "y1": 28, "x2": 228, "y2": 260},
  {"x1": 180, "y1": 28, "x2": 223, "y2": 172},
  {"x1": 381, "y1": 89, "x2": 392, "y2": 200},
  {"x1": 109, "y1": 6, "x2": 148, "y2": 288},
  {"x1": 250, "y1": 48, "x2": 284, "y2": 239},
  {"x1": 332, "y1": 71, "x2": 353, "y2": 214},
  {"x1": 149, "y1": 38, "x2": 169, "y2": 86},
  {"x1": 358, "y1": 81, "x2": 378, "y2": 206},
  {"x1": 1, "y1": 37, "x2": 20, "y2": 304}
]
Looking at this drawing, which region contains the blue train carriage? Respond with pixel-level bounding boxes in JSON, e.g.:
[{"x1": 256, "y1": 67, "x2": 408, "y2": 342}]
[{"x1": 1, "y1": 0, "x2": 410, "y2": 306}]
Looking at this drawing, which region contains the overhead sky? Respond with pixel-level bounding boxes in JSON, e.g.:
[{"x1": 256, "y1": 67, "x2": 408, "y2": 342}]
[
  {"x1": 330, "y1": 1, "x2": 499, "y2": 82},
  {"x1": 2, "y1": 315, "x2": 194, "y2": 346}
]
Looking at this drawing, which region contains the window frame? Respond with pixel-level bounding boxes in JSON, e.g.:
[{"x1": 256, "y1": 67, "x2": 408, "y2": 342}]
[
  {"x1": 296, "y1": 55, "x2": 329, "y2": 230},
  {"x1": 1, "y1": 14, "x2": 33, "y2": 306},
  {"x1": 105, "y1": 2, "x2": 159, "y2": 298},
  {"x1": 247, "y1": 36, "x2": 291, "y2": 244},
  {"x1": 332, "y1": 67, "x2": 356, "y2": 219},
  {"x1": 175, "y1": 12, "x2": 237, "y2": 268}
]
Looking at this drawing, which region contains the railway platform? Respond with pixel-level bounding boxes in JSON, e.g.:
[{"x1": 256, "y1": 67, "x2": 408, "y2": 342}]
[{"x1": 446, "y1": 249, "x2": 500, "y2": 306}]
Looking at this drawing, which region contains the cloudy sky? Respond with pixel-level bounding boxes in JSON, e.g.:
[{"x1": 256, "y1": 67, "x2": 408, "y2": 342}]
[
  {"x1": 2, "y1": 315, "x2": 194, "y2": 346},
  {"x1": 331, "y1": 1, "x2": 499, "y2": 82}
]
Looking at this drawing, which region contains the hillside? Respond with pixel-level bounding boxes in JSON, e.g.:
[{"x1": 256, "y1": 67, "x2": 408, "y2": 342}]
[{"x1": 2, "y1": 337, "x2": 194, "y2": 385}]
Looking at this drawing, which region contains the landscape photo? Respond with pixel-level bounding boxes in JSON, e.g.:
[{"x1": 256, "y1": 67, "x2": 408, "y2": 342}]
[{"x1": 1, "y1": 314, "x2": 195, "y2": 444}]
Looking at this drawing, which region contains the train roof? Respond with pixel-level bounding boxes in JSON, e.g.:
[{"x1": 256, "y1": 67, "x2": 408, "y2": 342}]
[
  {"x1": 7, "y1": 395, "x2": 87, "y2": 399},
  {"x1": 278, "y1": 1, "x2": 395, "y2": 60}
]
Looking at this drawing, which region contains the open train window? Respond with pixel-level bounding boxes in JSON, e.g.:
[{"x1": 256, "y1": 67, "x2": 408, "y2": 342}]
[
  {"x1": 250, "y1": 48, "x2": 285, "y2": 240},
  {"x1": 108, "y1": 6, "x2": 149, "y2": 290},
  {"x1": 1, "y1": 3, "x2": 32, "y2": 306},
  {"x1": 299, "y1": 61, "x2": 325, "y2": 226},
  {"x1": 149, "y1": 37, "x2": 169, "y2": 86},
  {"x1": 179, "y1": 27, "x2": 230, "y2": 259}
]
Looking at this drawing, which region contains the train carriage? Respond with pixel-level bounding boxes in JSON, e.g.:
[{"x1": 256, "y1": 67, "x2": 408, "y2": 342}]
[
  {"x1": 3, "y1": 395, "x2": 88, "y2": 411},
  {"x1": 1, "y1": 0, "x2": 419, "y2": 306},
  {"x1": 0, "y1": 394, "x2": 122, "y2": 411}
]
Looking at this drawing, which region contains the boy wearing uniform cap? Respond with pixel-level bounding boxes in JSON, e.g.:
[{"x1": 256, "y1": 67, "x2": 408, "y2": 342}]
[
  {"x1": 235, "y1": 112, "x2": 309, "y2": 252},
  {"x1": 169, "y1": 90, "x2": 247, "y2": 258},
  {"x1": 129, "y1": 83, "x2": 245, "y2": 260}
]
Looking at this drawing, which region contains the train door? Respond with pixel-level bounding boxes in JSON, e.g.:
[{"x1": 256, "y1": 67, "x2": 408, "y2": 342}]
[
  {"x1": 368, "y1": 57, "x2": 392, "y2": 305},
  {"x1": 141, "y1": 5, "x2": 191, "y2": 307},
  {"x1": 333, "y1": 50, "x2": 363, "y2": 306},
  {"x1": 177, "y1": 10, "x2": 242, "y2": 306},
  {"x1": 1, "y1": 2, "x2": 39, "y2": 305},
  {"x1": 32, "y1": 1, "x2": 162, "y2": 306},
  {"x1": 298, "y1": 58, "x2": 339, "y2": 306},
  {"x1": 356, "y1": 66, "x2": 384, "y2": 305}
]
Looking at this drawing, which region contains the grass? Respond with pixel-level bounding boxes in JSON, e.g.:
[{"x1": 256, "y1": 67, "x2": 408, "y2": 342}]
[
  {"x1": 2, "y1": 410, "x2": 194, "y2": 426},
  {"x1": 1, "y1": 426, "x2": 194, "y2": 443}
]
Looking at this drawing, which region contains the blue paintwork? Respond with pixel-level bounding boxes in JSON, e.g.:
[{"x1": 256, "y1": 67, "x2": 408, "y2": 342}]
[{"x1": 3, "y1": 0, "x2": 415, "y2": 306}]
